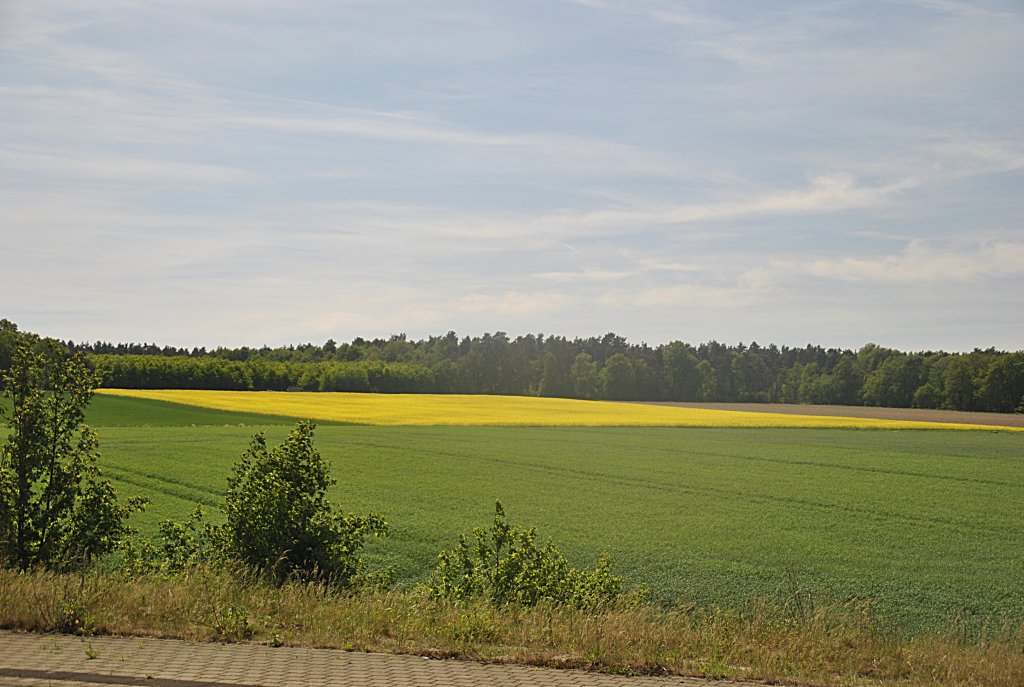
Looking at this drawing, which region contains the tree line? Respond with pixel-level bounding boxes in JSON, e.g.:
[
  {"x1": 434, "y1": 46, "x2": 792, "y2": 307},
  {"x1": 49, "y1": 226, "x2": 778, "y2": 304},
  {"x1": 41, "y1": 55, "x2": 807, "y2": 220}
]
[{"x1": 2, "y1": 319, "x2": 1022, "y2": 413}]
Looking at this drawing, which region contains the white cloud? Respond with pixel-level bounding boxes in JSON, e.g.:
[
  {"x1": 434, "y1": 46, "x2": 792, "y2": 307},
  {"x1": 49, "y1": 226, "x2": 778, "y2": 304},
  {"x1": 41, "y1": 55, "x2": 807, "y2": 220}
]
[
  {"x1": 532, "y1": 269, "x2": 633, "y2": 282},
  {"x1": 598, "y1": 283, "x2": 752, "y2": 309},
  {"x1": 803, "y1": 240, "x2": 1024, "y2": 284},
  {"x1": 1, "y1": 145, "x2": 255, "y2": 184},
  {"x1": 749, "y1": 239, "x2": 1024, "y2": 286},
  {"x1": 450, "y1": 291, "x2": 579, "y2": 316},
  {"x1": 901, "y1": 0, "x2": 1014, "y2": 19}
]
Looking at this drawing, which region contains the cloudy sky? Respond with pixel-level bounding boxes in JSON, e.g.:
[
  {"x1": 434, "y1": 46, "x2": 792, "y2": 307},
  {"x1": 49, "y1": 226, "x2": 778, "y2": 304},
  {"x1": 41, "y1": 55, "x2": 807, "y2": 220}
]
[{"x1": 2, "y1": 0, "x2": 1022, "y2": 351}]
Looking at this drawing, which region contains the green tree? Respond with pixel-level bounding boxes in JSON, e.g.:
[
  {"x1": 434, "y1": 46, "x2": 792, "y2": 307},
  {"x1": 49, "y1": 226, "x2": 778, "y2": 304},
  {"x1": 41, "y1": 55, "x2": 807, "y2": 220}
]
[
  {"x1": 570, "y1": 353, "x2": 599, "y2": 399},
  {"x1": 941, "y1": 356, "x2": 977, "y2": 410},
  {"x1": 980, "y1": 353, "x2": 1024, "y2": 413},
  {"x1": 696, "y1": 360, "x2": 718, "y2": 401},
  {"x1": 661, "y1": 342, "x2": 700, "y2": 401},
  {"x1": 538, "y1": 350, "x2": 572, "y2": 398},
  {"x1": 599, "y1": 353, "x2": 636, "y2": 400},
  {"x1": 0, "y1": 319, "x2": 21, "y2": 374},
  {"x1": 862, "y1": 354, "x2": 923, "y2": 408},
  {"x1": 0, "y1": 340, "x2": 144, "y2": 571},
  {"x1": 732, "y1": 350, "x2": 771, "y2": 402},
  {"x1": 828, "y1": 357, "x2": 862, "y2": 405},
  {"x1": 218, "y1": 421, "x2": 387, "y2": 585}
]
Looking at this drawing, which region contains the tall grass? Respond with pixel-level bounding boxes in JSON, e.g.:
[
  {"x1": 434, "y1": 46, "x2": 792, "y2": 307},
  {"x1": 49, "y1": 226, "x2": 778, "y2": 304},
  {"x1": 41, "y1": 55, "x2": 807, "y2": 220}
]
[{"x1": 2, "y1": 566, "x2": 1021, "y2": 686}]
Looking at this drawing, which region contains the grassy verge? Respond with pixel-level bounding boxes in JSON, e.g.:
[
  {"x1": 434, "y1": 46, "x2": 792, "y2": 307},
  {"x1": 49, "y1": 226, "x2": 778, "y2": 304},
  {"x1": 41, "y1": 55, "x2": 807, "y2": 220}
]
[{"x1": 2, "y1": 566, "x2": 1021, "y2": 686}]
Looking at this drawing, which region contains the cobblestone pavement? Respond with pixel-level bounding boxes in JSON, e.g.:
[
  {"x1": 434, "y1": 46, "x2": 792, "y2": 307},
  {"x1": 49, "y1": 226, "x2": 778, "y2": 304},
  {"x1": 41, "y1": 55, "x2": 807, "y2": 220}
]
[{"x1": 0, "y1": 632, "x2": 754, "y2": 687}]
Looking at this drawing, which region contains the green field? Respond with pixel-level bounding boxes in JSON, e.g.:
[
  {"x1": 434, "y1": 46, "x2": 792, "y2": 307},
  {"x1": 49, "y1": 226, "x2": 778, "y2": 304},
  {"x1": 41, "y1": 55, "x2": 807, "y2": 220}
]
[{"x1": 77, "y1": 395, "x2": 1024, "y2": 634}]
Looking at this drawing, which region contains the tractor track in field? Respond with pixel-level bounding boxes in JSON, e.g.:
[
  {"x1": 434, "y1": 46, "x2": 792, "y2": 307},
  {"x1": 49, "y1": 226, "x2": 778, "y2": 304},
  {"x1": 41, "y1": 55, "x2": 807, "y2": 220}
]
[
  {"x1": 473, "y1": 452, "x2": 1005, "y2": 536},
  {"x1": 337, "y1": 436, "x2": 1006, "y2": 537},
  {"x1": 340, "y1": 430, "x2": 1017, "y2": 489},
  {"x1": 104, "y1": 464, "x2": 223, "y2": 507}
]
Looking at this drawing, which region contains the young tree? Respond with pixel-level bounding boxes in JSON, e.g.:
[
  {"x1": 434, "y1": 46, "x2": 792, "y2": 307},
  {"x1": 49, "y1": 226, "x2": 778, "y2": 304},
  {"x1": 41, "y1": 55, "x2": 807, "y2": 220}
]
[
  {"x1": 0, "y1": 339, "x2": 144, "y2": 571},
  {"x1": 219, "y1": 421, "x2": 388, "y2": 585}
]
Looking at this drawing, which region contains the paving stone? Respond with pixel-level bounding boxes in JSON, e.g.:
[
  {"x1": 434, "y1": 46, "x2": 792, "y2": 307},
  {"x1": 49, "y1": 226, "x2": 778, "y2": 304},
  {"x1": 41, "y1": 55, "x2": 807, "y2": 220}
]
[{"x1": 0, "y1": 631, "x2": 756, "y2": 687}]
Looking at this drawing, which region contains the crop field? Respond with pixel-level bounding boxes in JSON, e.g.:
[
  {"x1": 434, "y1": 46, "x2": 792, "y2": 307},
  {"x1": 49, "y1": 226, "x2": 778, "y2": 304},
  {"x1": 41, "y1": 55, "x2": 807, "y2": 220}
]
[
  {"x1": 79, "y1": 392, "x2": 1024, "y2": 635},
  {"x1": 95, "y1": 388, "x2": 1019, "y2": 431}
]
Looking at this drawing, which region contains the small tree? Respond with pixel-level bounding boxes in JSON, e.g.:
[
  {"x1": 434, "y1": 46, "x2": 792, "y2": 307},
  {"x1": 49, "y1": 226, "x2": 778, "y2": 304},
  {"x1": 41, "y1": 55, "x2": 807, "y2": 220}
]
[
  {"x1": 0, "y1": 339, "x2": 144, "y2": 571},
  {"x1": 122, "y1": 422, "x2": 388, "y2": 586},
  {"x1": 219, "y1": 421, "x2": 387, "y2": 585}
]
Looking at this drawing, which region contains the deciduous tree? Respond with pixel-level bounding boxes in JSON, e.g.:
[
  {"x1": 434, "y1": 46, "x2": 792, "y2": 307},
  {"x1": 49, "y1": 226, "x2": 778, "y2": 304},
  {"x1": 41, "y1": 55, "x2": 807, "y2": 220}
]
[{"x1": 0, "y1": 339, "x2": 144, "y2": 571}]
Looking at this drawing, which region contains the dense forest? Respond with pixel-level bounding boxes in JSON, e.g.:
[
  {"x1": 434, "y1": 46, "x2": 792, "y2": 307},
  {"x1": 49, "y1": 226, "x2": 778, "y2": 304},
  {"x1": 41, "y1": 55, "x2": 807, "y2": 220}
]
[{"x1": 2, "y1": 319, "x2": 1022, "y2": 413}]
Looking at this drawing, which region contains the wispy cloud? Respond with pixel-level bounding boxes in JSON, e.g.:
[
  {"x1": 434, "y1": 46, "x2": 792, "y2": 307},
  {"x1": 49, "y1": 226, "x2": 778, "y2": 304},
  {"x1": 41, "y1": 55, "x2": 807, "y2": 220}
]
[
  {"x1": 803, "y1": 240, "x2": 1024, "y2": 284},
  {"x1": 533, "y1": 269, "x2": 634, "y2": 282},
  {"x1": 901, "y1": 0, "x2": 1015, "y2": 19},
  {"x1": 599, "y1": 283, "x2": 753, "y2": 309},
  {"x1": 748, "y1": 239, "x2": 1024, "y2": 287},
  {"x1": 1, "y1": 145, "x2": 256, "y2": 184}
]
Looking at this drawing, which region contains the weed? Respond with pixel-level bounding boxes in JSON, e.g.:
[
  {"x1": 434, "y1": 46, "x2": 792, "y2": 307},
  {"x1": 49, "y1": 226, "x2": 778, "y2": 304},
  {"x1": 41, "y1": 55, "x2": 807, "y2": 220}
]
[{"x1": 211, "y1": 605, "x2": 252, "y2": 641}]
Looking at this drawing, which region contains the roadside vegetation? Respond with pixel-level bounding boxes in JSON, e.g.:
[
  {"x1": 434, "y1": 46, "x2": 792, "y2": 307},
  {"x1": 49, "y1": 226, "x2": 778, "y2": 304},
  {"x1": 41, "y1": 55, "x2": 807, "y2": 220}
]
[{"x1": 2, "y1": 566, "x2": 1023, "y2": 686}]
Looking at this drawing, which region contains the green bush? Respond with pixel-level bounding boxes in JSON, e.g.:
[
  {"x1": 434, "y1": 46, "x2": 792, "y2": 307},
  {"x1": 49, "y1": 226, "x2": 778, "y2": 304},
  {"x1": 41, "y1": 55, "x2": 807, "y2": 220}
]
[
  {"x1": 124, "y1": 422, "x2": 387, "y2": 588},
  {"x1": 426, "y1": 501, "x2": 624, "y2": 609},
  {"x1": 221, "y1": 421, "x2": 387, "y2": 585},
  {"x1": 120, "y1": 506, "x2": 219, "y2": 576}
]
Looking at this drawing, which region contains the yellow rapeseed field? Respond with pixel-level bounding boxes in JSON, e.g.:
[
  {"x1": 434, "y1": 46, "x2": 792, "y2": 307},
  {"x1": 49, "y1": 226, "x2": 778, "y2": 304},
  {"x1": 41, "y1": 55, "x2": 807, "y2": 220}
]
[{"x1": 95, "y1": 389, "x2": 1016, "y2": 430}]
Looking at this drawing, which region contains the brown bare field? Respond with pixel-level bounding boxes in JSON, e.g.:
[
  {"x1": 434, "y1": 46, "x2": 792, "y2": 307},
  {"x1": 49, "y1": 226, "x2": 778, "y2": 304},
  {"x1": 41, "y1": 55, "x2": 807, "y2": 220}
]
[{"x1": 634, "y1": 401, "x2": 1024, "y2": 428}]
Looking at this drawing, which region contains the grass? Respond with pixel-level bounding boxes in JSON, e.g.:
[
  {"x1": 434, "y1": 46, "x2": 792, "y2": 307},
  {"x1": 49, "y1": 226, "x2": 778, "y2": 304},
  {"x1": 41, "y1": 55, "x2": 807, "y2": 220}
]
[
  {"x1": 85, "y1": 395, "x2": 1024, "y2": 635},
  {"x1": 84, "y1": 393, "x2": 349, "y2": 427},
  {"x1": 2, "y1": 566, "x2": 1022, "y2": 686},
  {"x1": 94, "y1": 388, "x2": 1022, "y2": 430}
]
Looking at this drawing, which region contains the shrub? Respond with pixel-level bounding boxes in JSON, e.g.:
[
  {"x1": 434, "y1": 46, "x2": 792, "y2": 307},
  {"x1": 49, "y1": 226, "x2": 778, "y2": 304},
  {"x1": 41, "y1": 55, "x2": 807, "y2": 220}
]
[
  {"x1": 220, "y1": 421, "x2": 387, "y2": 585},
  {"x1": 426, "y1": 501, "x2": 624, "y2": 609},
  {"x1": 120, "y1": 506, "x2": 220, "y2": 576},
  {"x1": 124, "y1": 422, "x2": 387, "y2": 588}
]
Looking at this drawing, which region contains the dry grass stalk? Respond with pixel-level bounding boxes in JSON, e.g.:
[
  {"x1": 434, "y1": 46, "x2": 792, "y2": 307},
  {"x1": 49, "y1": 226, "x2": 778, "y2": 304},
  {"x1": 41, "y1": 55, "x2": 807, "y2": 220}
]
[{"x1": 1, "y1": 567, "x2": 1020, "y2": 686}]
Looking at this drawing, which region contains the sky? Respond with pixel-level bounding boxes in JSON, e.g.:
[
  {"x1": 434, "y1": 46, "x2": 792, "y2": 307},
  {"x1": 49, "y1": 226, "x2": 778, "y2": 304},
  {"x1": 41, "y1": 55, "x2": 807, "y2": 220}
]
[{"x1": 2, "y1": 0, "x2": 1022, "y2": 352}]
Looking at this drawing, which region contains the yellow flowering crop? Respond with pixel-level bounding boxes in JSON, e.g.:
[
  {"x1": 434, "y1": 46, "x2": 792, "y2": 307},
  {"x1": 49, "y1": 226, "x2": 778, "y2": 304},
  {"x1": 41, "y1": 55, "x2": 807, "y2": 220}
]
[{"x1": 94, "y1": 389, "x2": 1018, "y2": 431}]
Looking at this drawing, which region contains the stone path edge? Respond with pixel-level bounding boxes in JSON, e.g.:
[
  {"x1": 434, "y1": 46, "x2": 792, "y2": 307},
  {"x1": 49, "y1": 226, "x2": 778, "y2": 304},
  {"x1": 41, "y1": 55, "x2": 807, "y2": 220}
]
[{"x1": 0, "y1": 630, "x2": 766, "y2": 687}]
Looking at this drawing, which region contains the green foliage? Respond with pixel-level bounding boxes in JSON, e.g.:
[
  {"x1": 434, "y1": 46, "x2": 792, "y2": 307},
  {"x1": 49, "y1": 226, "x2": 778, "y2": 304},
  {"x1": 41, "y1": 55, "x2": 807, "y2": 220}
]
[
  {"x1": 661, "y1": 342, "x2": 700, "y2": 401},
  {"x1": 0, "y1": 339, "x2": 144, "y2": 571},
  {"x1": 981, "y1": 353, "x2": 1024, "y2": 413},
  {"x1": 120, "y1": 506, "x2": 221, "y2": 576},
  {"x1": 598, "y1": 353, "x2": 637, "y2": 401},
  {"x1": 0, "y1": 318, "x2": 22, "y2": 375},
  {"x1": 426, "y1": 501, "x2": 624, "y2": 609},
  {"x1": 570, "y1": 353, "x2": 598, "y2": 399},
  {"x1": 124, "y1": 422, "x2": 387, "y2": 588},
  {"x1": 220, "y1": 421, "x2": 388, "y2": 585}
]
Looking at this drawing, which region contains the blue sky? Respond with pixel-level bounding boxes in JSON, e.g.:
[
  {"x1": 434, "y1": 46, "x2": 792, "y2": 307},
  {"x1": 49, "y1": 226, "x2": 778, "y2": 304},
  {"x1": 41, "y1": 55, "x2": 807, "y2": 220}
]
[{"x1": 2, "y1": 0, "x2": 1022, "y2": 351}]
